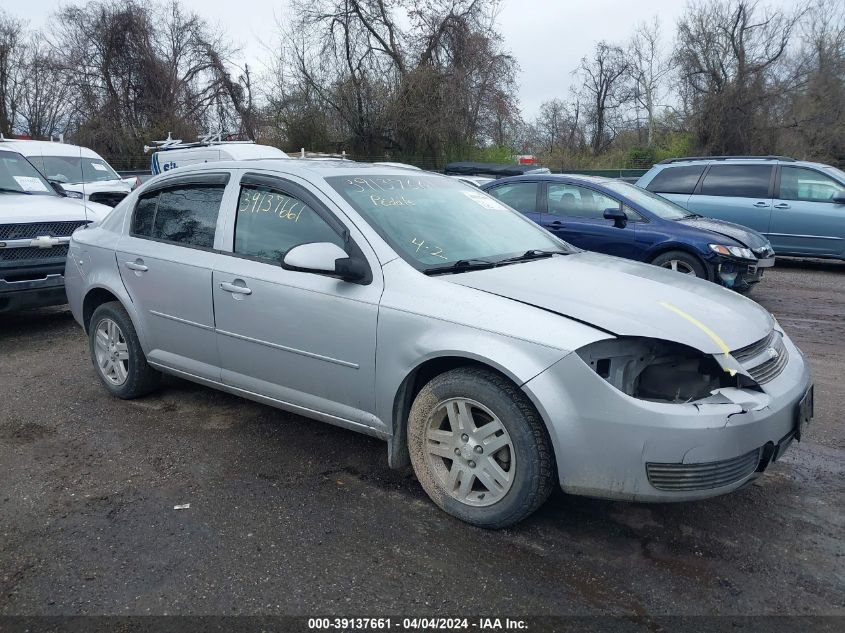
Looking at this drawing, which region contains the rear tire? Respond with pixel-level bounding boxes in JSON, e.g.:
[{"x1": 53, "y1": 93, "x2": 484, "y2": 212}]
[
  {"x1": 407, "y1": 367, "x2": 555, "y2": 529},
  {"x1": 650, "y1": 250, "x2": 708, "y2": 279},
  {"x1": 89, "y1": 301, "x2": 160, "y2": 399}
]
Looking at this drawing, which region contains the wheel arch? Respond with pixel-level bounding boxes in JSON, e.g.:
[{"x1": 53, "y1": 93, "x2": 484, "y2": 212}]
[
  {"x1": 387, "y1": 353, "x2": 555, "y2": 470},
  {"x1": 82, "y1": 287, "x2": 122, "y2": 333}
]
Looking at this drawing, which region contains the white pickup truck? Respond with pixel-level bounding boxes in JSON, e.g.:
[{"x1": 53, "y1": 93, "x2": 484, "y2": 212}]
[{"x1": 0, "y1": 146, "x2": 111, "y2": 312}]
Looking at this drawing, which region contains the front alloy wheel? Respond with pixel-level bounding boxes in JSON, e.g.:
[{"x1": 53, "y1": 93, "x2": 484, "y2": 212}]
[
  {"x1": 408, "y1": 367, "x2": 555, "y2": 528},
  {"x1": 424, "y1": 398, "x2": 516, "y2": 506}
]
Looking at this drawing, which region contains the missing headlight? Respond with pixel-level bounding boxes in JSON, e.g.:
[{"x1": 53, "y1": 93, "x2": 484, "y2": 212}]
[{"x1": 576, "y1": 337, "x2": 746, "y2": 403}]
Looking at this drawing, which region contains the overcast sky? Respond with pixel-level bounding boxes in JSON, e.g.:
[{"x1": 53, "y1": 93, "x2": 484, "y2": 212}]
[{"x1": 13, "y1": 0, "x2": 800, "y2": 119}]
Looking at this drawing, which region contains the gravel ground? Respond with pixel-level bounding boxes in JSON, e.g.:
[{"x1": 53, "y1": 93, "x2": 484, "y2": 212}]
[{"x1": 0, "y1": 259, "x2": 843, "y2": 618}]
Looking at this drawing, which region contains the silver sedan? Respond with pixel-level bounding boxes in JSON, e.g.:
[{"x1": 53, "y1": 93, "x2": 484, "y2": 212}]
[{"x1": 65, "y1": 161, "x2": 813, "y2": 528}]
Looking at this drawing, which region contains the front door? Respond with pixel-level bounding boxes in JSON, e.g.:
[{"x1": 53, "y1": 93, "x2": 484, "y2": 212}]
[
  {"x1": 542, "y1": 183, "x2": 636, "y2": 258},
  {"x1": 212, "y1": 173, "x2": 383, "y2": 431},
  {"x1": 768, "y1": 165, "x2": 845, "y2": 256},
  {"x1": 116, "y1": 175, "x2": 229, "y2": 379}
]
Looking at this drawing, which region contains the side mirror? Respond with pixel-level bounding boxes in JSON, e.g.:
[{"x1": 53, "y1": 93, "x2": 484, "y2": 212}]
[
  {"x1": 283, "y1": 242, "x2": 367, "y2": 282},
  {"x1": 603, "y1": 207, "x2": 627, "y2": 228},
  {"x1": 48, "y1": 179, "x2": 68, "y2": 197},
  {"x1": 832, "y1": 193, "x2": 845, "y2": 205}
]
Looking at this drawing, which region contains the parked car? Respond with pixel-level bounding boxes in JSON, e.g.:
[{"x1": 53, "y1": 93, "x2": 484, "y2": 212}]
[
  {"x1": 0, "y1": 146, "x2": 112, "y2": 312},
  {"x1": 636, "y1": 156, "x2": 845, "y2": 260},
  {"x1": 481, "y1": 174, "x2": 775, "y2": 292},
  {"x1": 147, "y1": 134, "x2": 289, "y2": 175},
  {"x1": 1, "y1": 139, "x2": 136, "y2": 207},
  {"x1": 65, "y1": 161, "x2": 812, "y2": 528}
]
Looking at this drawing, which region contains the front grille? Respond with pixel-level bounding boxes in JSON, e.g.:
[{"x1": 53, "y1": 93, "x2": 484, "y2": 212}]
[
  {"x1": 732, "y1": 330, "x2": 789, "y2": 384},
  {"x1": 0, "y1": 221, "x2": 89, "y2": 240},
  {"x1": 89, "y1": 191, "x2": 127, "y2": 207},
  {"x1": 732, "y1": 331, "x2": 776, "y2": 363},
  {"x1": 747, "y1": 344, "x2": 789, "y2": 383},
  {"x1": 0, "y1": 245, "x2": 69, "y2": 261},
  {"x1": 647, "y1": 449, "x2": 761, "y2": 491}
]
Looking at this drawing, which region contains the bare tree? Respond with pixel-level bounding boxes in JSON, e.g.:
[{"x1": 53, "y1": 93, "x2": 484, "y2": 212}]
[
  {"x1": 627, "y1": 18, "x2": 674, "y2": 146},
  {"x1": 675, "y1": 0, "x2": 801, "y2": 154},
  {"x1": 0, "y1": 10, "x2": 25, "y2": 136},
  {"x1": 576, "y1": 42, "x2": 630, "y2": 153},
  {"x1": 18, "y1": 40, "x2": 72, "y2": 138}
]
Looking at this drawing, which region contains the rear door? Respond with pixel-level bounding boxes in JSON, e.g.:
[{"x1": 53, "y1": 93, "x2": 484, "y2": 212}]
[
  {"x1": 542, "y1": 182, "x2": 637, "y2": 258},
  {"x1": 116, "y1": 173, "x2": 231, "y2": 379},
  {"x1": 769, "y1": 165, "x2": 845, "y2": 256},
  {"x1": 685, "y1": 164, "x2": 774, "y2": 234}
]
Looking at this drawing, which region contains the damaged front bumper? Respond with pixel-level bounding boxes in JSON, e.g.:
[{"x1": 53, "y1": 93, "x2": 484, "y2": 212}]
[{"x1": 523, "y1": 328, "x2": 812, "y2": 502}]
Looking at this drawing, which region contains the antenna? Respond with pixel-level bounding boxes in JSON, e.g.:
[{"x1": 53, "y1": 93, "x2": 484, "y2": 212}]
[{"x1": 79, "y1": 143, "x2": 88, "y2": 226}]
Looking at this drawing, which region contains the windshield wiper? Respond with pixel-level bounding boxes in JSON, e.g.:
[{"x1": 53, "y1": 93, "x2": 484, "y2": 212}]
[
  {"x1": 423, "y1": 258, "x2": 498, "y2": 276},
  {"x1": 0, "y1": 187, "x2": 31, "y2": 195},
  {"x1": 495, "y1": 249, "x2": 569, "y2": 266},
  {"x1": 677, "y1": 213, "x2": 699, "y2": 220}
]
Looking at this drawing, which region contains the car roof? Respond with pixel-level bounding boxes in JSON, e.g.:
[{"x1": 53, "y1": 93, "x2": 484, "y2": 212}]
[
  {"x1": 484, "y1": 173, "x2": 615, "y2": 186},
  {"x1": 0, "y1": 139, "x2": 102, "y2": 159},
  {"x1": 655, "y1": 157, "x2": 832, "y2": 170},
  {"x1": 144, "y1": 158, "x2": 449, "y2": 180},
  {"x1": 155, "y1": 143, "x2": 289, "y2": 160}
]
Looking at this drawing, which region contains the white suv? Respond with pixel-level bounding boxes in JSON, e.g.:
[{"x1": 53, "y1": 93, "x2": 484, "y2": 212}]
[{"x1": 0, "y1": 146, "x2": 111, "y2": 312}]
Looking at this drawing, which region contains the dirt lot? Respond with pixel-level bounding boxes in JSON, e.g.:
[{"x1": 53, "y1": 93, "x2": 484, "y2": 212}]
[{"x1": 0, "y1": 260, "x2": 843, "y2": 619}]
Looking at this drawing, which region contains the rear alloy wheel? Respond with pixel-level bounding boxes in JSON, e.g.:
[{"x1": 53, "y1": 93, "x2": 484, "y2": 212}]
[
  {"x1": 651, "y1": 250, "x2": 707, "y2": 278},
  {"x1": 89, "y1": 301, "x2": 160, "y2": 399},
  {"x1": 408, "y1": 367, "x2": 555, "y2": 528}
]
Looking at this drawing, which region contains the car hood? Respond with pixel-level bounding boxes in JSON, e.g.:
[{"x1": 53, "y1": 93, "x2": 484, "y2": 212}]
[
  {"x1": 61, "y1": 179, "x2": 132, "y2": 195},
  {"x1": 677, "y1": 216, "x2": 770, "y2": 251},
  {"x1": 446, "y1": 252, "x2": 773, "y2": 355},
  {"x1": 0, "y1": 192, "x2": 112, "y2": 224}
]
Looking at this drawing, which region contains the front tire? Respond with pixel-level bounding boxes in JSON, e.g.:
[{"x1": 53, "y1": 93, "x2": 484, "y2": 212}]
[
  {"x1": 407, "y1": 367, "x2": 555, "y2": 528},
  {"x1": 650, "y1": 250, "x2": 708, "y2": 278},
  {"x1": 89, "y1": 301, "x2": 160, "y2": 399}
]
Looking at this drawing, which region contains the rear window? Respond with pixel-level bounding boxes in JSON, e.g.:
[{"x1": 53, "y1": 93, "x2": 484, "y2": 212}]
[
  {"x1": 131, "y1": 185, "x2": 224, "y2": 248},
  {"x1": 645, "y1": 165, "x2": 705, "y2": 194},
  {"x1": 700, "y1": 165, "x2": 773, "y2": 198}
]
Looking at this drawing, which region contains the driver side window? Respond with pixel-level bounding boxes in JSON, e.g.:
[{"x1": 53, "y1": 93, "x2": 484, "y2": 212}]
[
  {"x1": 234, "y1": 185, "x2": 344, "y2": 264},
  {"x1": 547, "y1": 184, "x2": 620, "y2": 220}
]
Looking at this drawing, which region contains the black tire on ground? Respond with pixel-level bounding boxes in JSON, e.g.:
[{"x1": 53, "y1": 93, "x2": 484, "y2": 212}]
[
  {"x1": 650, "y1": 249, "x2": 708, "y2": 279},
  {"x1": 407, "y1": 366, "x2": 556, "y2": 529},
  {"x1": 89, "y1": 301, "x2": 160, "y2": 399}
]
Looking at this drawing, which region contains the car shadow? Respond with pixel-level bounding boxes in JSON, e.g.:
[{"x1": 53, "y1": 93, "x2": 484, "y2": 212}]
[{"x1": 0, "y1": 306, "x2": 75, "y2": 341}]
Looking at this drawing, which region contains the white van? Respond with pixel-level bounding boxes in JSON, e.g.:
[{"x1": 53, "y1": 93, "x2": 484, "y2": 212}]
[
  {"x1": 0, "y1": 139, "x2": 136, "y2": 207},
  {"x1": 148, "y1": 137, "x2": 289, "y2": 175}
]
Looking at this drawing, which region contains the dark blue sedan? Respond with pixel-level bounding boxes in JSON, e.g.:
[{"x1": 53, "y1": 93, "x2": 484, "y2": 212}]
[{"x1": 481, "y1": 175, "x2": 776, "y2": 291}]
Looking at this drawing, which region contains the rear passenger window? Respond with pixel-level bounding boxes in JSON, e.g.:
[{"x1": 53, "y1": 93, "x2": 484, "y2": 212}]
[
  {"x1": 486, "y1": 182, "x2": 539, "y2": 214},
  {"x1": 234, "y1": 185, "x2": 344, "y2": 263},
  {"x1": 130, "y1": 185, "x2": 224, "y2": 248},
  {"x1": 131, "y1": 193, "x2": 157, "y2": 237},
  {"x1": 700, "y1": 165, "x2": 773, "y2": 198},
  {"x1": 645, "y1": 165, "x2": 705, "y2": 194}
]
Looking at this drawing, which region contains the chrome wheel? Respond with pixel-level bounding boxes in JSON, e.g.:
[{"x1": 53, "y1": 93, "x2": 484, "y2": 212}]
[
  {"x1": 424, "y1": 398, "x2": 516, "y2": 507},
  {"x1": 94, "y1": 318, "x2": 129, "y2": 385},
  {"x1": 661, "y1": 259, "x2": 698, "y2": 275}
]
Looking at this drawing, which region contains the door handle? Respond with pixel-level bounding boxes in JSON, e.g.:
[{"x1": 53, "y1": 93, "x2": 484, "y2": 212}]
[
  {"x1": 773, "y1": 203, "x2": 790, "y2": 209},
  {"x1": 753, "y1": 201, "x2": 770, "y2": 208},
  {"x1": 220, "y1": 281, "x2": 252, "y2": 295},
  {"x1": 124, "y1": 260, "x2": 148, "y2": 272},
  {"x1": 549, "y1": 220, "x2": 565, "y2": 229}
]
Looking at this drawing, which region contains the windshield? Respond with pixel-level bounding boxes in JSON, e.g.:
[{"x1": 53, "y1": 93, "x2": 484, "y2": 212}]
[
  {"x1": 0, "y1": 151, "x2": 57, "y2": 196},
  {"x1": 30, "y1": 155, "x2": 121, "y2": 184},
  {"x1": 821, "y1": 165, "x2": 845, "y2": 183},
  {"x1": 326, "y1": 174, "x2": 569, "y2": 270},
  {"x1": 603, "y1": 180, "x2": 691, "y2": 220}
]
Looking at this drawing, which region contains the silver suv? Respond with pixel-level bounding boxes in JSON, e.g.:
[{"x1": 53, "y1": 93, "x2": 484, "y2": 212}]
[{"x1": 66, "y1": 161, "x2": 812, "y2": 527}]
